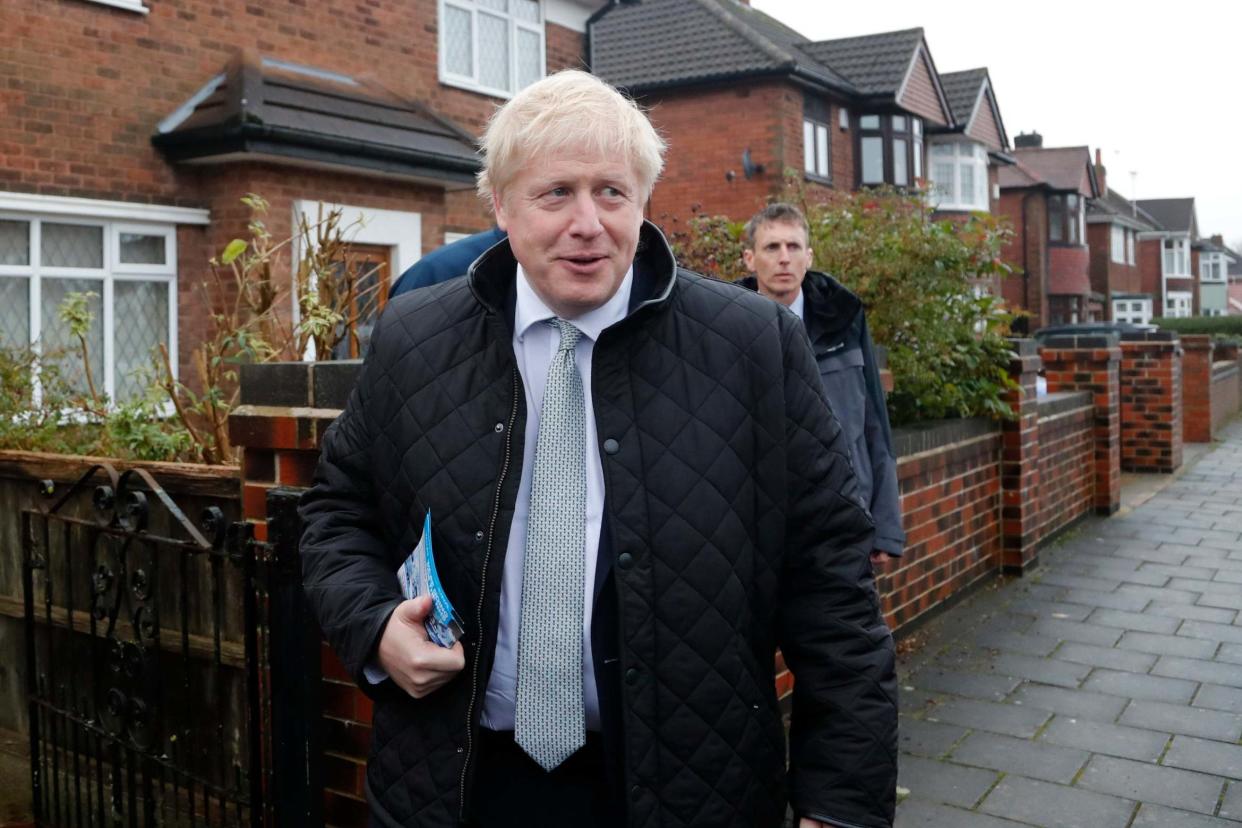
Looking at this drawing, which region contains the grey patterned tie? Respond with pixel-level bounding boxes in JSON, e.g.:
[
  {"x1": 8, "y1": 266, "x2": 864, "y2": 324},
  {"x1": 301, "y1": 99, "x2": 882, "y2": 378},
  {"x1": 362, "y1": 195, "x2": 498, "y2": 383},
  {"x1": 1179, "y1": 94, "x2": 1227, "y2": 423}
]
[{"x1": 515, "y1": 318, "x2": 587, "y2": 771}]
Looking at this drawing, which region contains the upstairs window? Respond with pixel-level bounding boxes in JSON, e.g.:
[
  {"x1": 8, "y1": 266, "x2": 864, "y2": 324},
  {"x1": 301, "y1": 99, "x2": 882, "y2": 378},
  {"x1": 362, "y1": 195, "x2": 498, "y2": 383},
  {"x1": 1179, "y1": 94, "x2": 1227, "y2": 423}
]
[
  {"x1": 1126, "y1": 229, "x2": 1135, "y2": 264},
  {"x1": 1110, "y1": 225, "x2": 1125, "y2": 263},
  {"x1": 1163, "y1": 237, "x2": 1189, "y2": 276},
  {"x1": 857, "y1": 114, "x2": 923, "y2": 189},
  {"x1": 440, "y1": 0, "x2": 544, "y2": 98},
  {"x1": 929, "y1": 141, "x2": 988, "y2": 211},
  {"x1": 802, "y1": 96, "x2": 831, "y2": 181},
  {"x1": 1048, "y1": 193, "x2": 1084, "y2": 244},
  {"x1": 1200, "y1": 252, "x2": 1226, "y2": 282}
]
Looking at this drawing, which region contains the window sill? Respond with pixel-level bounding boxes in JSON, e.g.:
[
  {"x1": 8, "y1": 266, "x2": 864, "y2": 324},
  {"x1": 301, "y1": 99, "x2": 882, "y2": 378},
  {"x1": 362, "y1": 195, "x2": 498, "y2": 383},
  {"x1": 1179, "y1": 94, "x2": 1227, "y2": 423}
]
[
  {"x1": 78, "y1": 0, "x2": 149, "y2": 13},
  {"x1": 803, "y1": 172, "x2": 833, "y2": 187},
  {"x1": 439, "y1": 73, "x2": 517, "y2": 101}
]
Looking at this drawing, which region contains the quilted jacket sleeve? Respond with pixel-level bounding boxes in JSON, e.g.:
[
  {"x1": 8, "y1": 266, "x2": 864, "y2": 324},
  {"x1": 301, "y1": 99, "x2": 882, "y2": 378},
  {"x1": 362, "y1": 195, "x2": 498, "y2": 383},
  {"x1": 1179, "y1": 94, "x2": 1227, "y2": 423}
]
[
  {"x1": 776, "y1": 312, "x2": 899, "y2": 828},
  {"x1": 299, "y1": 316, "x2": 404, "y2": 698}
]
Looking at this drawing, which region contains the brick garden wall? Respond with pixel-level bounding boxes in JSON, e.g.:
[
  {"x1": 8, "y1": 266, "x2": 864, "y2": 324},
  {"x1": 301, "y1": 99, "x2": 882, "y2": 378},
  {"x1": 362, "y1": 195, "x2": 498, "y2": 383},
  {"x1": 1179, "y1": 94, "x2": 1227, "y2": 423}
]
[
  {"x1": 880, "y1": 421, "x2": 1002, "y2": 631},
  {"x1": 1119, "y1": 332, "x2": 1183, "y2": 472},
  {"x1": 1211, "y1": 360, "x2": 1240, "y2": 436},
  {"x1": 1034, "y1": 394, "x2": 1095, "y2": 541}
]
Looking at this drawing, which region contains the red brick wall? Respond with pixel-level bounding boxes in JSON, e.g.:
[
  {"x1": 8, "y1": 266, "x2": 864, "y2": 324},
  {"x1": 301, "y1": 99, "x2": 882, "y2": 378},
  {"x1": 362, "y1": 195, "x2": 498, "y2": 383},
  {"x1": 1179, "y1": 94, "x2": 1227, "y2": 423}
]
[
  {"x1": 0, "y1": 1, "x2": 582, "y2": 207},
  {"x1": 639, "y1": 80, "x2": 846, "y2": 228},
  {"x1": 998, "y1": 190, "x2": 1048, "y2": 330},
  {"x1": 1182, "y1": 335, "x2": 1214, "y2": 443},
  {"x1": 1035, "y1": 402, "x2": 1095, "y2": 539},
  {"x1": 1212, "y1": 362, "x2": 1241, "y2": 434},
  {"x1": 1138, "y1": 238, "x2": 1164, "y2": 316},
  {"x1": 1119, "y1": 336, "x2": 1183, "y2": 472},
  {"x1": 880, "y1": 431, "x2": 1002, "y2": 631},
  {"x1": 1047, "y1": 245, "x2": 1091, "y2": 296}
]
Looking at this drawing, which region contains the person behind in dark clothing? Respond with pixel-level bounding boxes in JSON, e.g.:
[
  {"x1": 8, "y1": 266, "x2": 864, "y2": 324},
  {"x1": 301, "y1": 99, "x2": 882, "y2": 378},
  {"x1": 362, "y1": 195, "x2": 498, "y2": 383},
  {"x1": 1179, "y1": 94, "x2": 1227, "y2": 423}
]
[
  {"x1": 740, "y1": 203, "x2": 906, "y2": 565},
  {"x1": 387, "y1": 226, "x2": 507, "y2": 298}
]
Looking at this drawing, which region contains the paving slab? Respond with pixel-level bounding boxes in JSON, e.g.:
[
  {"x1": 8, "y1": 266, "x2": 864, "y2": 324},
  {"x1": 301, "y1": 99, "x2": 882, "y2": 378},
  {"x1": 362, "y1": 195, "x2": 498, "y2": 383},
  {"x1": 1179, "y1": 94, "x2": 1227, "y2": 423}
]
[
  {"x1": 1144, "y1": 601, "x2": 1238, "y2": 625},
  {"x1": 1163, "y1": 734, "x2": 1242, "y2": 779},
  {"x1": 1081, "y1": 668, "x2": 1199, "y2": 704},
  {"x1": 1085, "y1": 608, "x2": 1182, "y2": 635},
  {"x1": 1120, "y1": 700, "x2": 1242, "y2": 742},
  {"x1": 978, "y1": 775, "x2": 1135, "y2": 828},
  {"x1": 1029, "y1": 619, "x2": 1124, "y2": 647},
  {"x1": 1131, "y1": 803, "x2": 1242, "y2": 827},
  {"x1": 948, "y1": 732, "x2": 1089, "y2": 784},
  {"x1": 990, "y1": 653, "x2": 1090, "y2": 689},
  {"x1": 1180, "y1": 620, "x2": 1242, "y2": 645},
  {"x1": 1194, "y1": 683, "x2": 1242, "y2": 714},
  {"x1": 1009, "y1": 684, "x2": 1129, "y2": 722},
  {"x1": 1152, "y1": 656, "x2": 1242, "y2": 688},
  {"x1": 926, "y1": 699, "x2": 1052, "y2": 739},
  {"x1": 910, "y1": 668, "x2": 1021, "y2": 702},
  {"x1": 1117, "y1": 630, "x2": 1218, "y2": 659},
  {"x1": 898, "y1": 717, "x2": 970, "y2": 758},
  {"x1": 897, "y1": 755, "x2": 999, "y2": 809},
  {"x1": 1051, "y1": 642, "x2": 1157, "y2": 674},
  {"x1": 1078, "y1": 755, "x2": 1224, "y2": 815},
  {"x1": 1217, "y1": 644, "x2": 1242, "y2": 665},
  {"x1": 894, "y1": 800, "x2": 1033, "y2": 827},
  {"x1": 1037, "y1": 716, "x2": 1169, "y2": 762},
  {"x1": 1221, "y1": 781, "x2": 1241, "y2": 821}
]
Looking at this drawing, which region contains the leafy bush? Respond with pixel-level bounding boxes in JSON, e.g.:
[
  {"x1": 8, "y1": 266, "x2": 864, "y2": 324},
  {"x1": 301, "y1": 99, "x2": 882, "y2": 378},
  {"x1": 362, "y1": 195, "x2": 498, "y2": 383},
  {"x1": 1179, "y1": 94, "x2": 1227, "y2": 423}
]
[
  {"x1": 1152, "y1": 316, "x2": 1242, "y2": 343},
  {"x1": 669, "y1": 182, "x2": 1018, "y2": 425}
]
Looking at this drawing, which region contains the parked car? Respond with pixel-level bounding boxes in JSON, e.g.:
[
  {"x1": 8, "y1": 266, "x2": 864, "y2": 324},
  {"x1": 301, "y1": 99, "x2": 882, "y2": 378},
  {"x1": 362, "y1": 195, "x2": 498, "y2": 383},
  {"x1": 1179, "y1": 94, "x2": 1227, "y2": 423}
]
[{"x1": 1032, "y1": 321, "x2": 1157, "y2": 344}]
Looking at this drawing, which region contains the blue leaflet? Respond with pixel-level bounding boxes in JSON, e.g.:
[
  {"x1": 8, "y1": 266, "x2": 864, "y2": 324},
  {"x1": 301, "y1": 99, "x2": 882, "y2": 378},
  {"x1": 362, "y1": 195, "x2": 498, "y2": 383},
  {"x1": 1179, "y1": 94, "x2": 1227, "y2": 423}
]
[{"x1": 397, "y1": 510, "x2": 465, "y2": 648}]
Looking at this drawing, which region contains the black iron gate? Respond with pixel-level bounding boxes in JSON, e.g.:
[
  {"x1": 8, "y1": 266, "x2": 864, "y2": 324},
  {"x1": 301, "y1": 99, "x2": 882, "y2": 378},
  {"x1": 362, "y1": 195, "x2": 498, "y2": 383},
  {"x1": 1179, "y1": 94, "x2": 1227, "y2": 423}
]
[{"x1": 21, "y1": 465, "x2": 322, "y2": 827}]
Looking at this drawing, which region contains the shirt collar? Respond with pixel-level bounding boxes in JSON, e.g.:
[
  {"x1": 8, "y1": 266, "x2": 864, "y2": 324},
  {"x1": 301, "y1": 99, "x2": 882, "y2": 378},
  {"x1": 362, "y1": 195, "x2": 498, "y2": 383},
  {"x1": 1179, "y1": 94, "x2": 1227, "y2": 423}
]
[
  {"x1": 789, "y1": 287, "x2": 805, "y2": 321},
  {"x1": 514, "y1": 263, "x2": 635, "y2": 343}
]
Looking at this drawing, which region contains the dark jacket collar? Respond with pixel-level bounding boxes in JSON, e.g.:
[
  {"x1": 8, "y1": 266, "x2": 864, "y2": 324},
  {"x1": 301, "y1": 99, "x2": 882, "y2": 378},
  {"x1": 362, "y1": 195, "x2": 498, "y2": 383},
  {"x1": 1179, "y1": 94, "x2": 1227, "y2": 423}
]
[
  {"x1": 737, "y1": 270, "x2": 861, "y2": 347},
  {"x1": 466, "y1": 220, "x2": 679, "y2": 324}
]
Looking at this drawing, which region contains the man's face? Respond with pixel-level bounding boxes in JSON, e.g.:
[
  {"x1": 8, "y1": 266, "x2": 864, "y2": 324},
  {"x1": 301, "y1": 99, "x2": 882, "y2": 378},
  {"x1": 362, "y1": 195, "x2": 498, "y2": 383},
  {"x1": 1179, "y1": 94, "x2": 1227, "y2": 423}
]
[
  {"x1": 742, "y1": 220, "x2": 813, "y2": 306},
  {"x1": 492, "y1": 146, "x2": 644, "y2": 319}
]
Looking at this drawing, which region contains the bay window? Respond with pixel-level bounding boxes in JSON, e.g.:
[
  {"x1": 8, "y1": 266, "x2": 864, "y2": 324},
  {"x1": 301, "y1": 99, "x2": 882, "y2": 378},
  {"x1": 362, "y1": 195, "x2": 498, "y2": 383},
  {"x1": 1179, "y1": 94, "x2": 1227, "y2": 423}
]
[
  {"x1": 0, "y1": 216, "x2": 176, "y2": 402},
  {"x1": 1112, "y1": 298, "x2": 1151, "y2": 324},
  {"x1": 1048, "y1": 193, "x2": 1084, "y2": 244},
  {"x1": 1199, "y1": 252, "x2": 1226, "y2": 282},
  {"x1": 929, "y1": 141, "x2": 989, "y2": 211},
  {"x1": 439, "y1": 0, "x2": 544, "y2": 98},
  {"x1": 857, "y1": 113, "x2": 924, "y2": 188}
]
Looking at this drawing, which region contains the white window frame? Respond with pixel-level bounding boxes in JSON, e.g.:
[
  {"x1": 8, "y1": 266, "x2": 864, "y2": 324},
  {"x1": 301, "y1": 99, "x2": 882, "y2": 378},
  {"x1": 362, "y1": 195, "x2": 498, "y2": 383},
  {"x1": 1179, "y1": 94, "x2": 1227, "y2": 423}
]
[
  {"x1": 0, "y1": 213, "x2": 178, "y2": 402},
  {"x1": 1112, "y1": 298, "x2": 1151, "y2": 324},
  {"x1": 1110, "y1": 225, "x2": 1126, "y2": 264},
  {"x1": 928, "y1": 141, "x2": 989, "y2": 212},
  {"x1": 802, "y1": 118, "x2": 831, "y2": 180},
  {"x1": 1126, "y1": 229, "x2": 1136, "y2": 264},
  {"x1": 1200, "y1": 252, "x2": 1227, "y2": 283},
  {"x1": 78, "y1": 0, "x2": 149, "y2": 14},
  {"x1": 1165, "y1": 290, "x2": 1192, "y2": 318},
  {"x1": 1163, "y1": 236, "x2": 1190, "y2": 277},
  {"x1": 438, "y1": 0, "x2": 546, "y2": 99}
]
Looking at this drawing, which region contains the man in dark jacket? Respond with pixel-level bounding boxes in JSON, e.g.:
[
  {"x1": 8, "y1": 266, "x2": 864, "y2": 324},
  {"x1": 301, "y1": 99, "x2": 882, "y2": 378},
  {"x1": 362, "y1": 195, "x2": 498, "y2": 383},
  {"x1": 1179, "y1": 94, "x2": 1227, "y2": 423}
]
[
  {"x1": 300, "y1": 70, "x2": 897, "y2": 828},
  {"x1": 740, "y1": 204, "x2": 906, "y2": 564},
  {"x1": 387, "y1": 227, "x2": 507, "y2": 298}
]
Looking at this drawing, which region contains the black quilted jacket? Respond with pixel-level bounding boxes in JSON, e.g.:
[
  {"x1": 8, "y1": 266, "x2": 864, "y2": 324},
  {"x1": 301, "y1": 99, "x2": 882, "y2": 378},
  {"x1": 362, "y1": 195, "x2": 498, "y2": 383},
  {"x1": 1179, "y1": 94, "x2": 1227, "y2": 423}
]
[{"x1": 299, "y1": 222, "x2": 898, "y2": 828}]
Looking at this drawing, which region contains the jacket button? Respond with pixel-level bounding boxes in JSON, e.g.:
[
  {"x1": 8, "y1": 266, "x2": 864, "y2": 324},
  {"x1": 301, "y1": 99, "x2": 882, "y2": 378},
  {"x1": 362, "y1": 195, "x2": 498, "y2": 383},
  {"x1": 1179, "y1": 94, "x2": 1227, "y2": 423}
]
[
  {"x1": 603, "y1": 438, "x2": 619, "y2": 455},
  {"x1": 494, "y1": 422, "x2": 505, "y2": 433},
  {"x1": 630, "y1": 785, "x2": 641, "y2": 801},
  {"x1": 617, "y1": 552, "x2": 634, "y2": 570},
  {"x1": 474, "y1": 530, "x2": 485, "y2": 542},
  {"x1": 625, "y1": 668, "x2": 639, "y2": 684}
]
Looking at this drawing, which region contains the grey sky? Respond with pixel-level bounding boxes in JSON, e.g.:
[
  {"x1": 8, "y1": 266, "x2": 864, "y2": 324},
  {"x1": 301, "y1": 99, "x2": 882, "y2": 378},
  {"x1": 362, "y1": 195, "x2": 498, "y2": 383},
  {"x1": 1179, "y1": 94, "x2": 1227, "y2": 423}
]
[{"x1": 754, "y1": 0, "x2": 1241, "y2": 247}]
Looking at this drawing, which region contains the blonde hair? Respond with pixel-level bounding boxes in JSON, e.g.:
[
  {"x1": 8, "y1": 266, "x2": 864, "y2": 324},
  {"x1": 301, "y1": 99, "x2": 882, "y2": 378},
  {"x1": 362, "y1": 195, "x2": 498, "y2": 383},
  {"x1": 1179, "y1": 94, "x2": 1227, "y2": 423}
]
[{"x1": 477, "y1": 70, "x2": 666, "y2": 205}]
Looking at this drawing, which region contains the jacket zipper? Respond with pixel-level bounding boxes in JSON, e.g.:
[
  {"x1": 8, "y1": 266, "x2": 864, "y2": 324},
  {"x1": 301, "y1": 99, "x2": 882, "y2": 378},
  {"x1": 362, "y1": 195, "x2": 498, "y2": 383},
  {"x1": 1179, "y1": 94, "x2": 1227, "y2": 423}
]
[{"x1": 459, "y1": 367, "x2": 520, "y2": 818}]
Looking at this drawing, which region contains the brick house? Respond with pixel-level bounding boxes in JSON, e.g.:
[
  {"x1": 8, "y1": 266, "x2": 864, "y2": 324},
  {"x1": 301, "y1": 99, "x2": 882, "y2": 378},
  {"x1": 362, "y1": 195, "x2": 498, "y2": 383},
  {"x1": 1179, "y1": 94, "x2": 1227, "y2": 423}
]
[
  {"x1": 0, "y1": 0, "x2": 597, "y2": 397},
  {"x1": 1134, "y1": 198, "x2": 1199, "y2": 319},
  {"x1": 1192, "y1": 235, "x2": 1234, "y2": 317},
  {"x1": 1084, "y1": 150, "x2": 1158, "y2": 323},
  {"x1": 996, "y1": 133, "x2": 1100, "y2": 329},
  {"x1": 588, "y1": 0, "x2": 955, "y2": 226}
]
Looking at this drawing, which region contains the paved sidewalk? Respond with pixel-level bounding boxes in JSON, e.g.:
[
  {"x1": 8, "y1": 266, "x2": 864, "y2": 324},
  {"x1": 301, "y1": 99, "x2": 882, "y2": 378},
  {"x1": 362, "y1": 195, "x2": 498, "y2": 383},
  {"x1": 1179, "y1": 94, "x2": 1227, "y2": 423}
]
[{"x1": 896, "y1": 418, "x2": 1242, "y2": 827}]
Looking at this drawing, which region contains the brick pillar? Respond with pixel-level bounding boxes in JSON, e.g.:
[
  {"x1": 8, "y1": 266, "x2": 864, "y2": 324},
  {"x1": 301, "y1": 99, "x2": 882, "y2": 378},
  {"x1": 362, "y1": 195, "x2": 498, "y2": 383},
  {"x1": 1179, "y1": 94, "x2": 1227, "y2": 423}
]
[
  {"x1": 1181, "y1": 334, "x2": 1214, "y2": 444},
  {"x1": 228, "y1": 360, "x2": 367, "y2": 828},
  {"x1": 1000, "y1": 338, "x2": 1042, "y2": 573},
  {"x1": 1119, "y1": 332, "x2": 1183, "y2": 473},
  {"x1": 1040, "y1": 334, "x2": 1122, "y2": 516}
]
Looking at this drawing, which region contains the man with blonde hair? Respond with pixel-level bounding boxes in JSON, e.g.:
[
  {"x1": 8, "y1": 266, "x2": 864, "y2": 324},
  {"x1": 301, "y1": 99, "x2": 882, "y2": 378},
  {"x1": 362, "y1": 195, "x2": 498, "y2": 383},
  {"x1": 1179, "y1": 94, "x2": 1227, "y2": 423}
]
[{"x1": 301, "y1": 70, "x2": 897, "y2": 828}]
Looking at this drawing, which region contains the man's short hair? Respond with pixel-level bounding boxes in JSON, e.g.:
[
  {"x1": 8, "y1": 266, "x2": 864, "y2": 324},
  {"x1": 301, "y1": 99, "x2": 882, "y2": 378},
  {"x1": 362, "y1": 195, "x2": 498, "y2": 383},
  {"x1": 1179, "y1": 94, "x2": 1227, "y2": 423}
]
[
  {"x1": 477, "y1": 70, "x2": 666, "y2": 205},
  {"x1": 743, "y1": 203, "x2": 810, "y2": 247}
]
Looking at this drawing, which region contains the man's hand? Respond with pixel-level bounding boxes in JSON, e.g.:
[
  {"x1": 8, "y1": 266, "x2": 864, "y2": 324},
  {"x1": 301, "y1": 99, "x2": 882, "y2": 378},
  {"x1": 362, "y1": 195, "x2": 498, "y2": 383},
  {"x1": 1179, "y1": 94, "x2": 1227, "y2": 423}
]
[
  {"x1": 377, "y1": 596, "x2": 465, "y2": 698},
  {"x1": 870, "y1": 550, "x2": 894, "y2": 567},
  {"x1": 798, "y1": 819, "x2": 827, "y2": 827}
]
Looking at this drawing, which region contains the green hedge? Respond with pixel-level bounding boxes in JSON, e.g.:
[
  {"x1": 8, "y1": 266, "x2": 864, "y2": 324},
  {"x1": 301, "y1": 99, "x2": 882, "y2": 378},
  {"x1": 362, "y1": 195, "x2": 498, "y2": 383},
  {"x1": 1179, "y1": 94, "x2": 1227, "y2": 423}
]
[{"x1": 1153, "y1": 316, "x2": 1242, "y2": 342}]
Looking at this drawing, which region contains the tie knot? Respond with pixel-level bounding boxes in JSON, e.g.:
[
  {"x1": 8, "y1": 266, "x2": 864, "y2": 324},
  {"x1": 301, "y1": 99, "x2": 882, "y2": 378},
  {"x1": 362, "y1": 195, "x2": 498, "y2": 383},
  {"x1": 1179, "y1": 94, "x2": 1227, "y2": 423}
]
[{"x1": 551, "y1": 318, "x2": 582, "y2": 352}]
